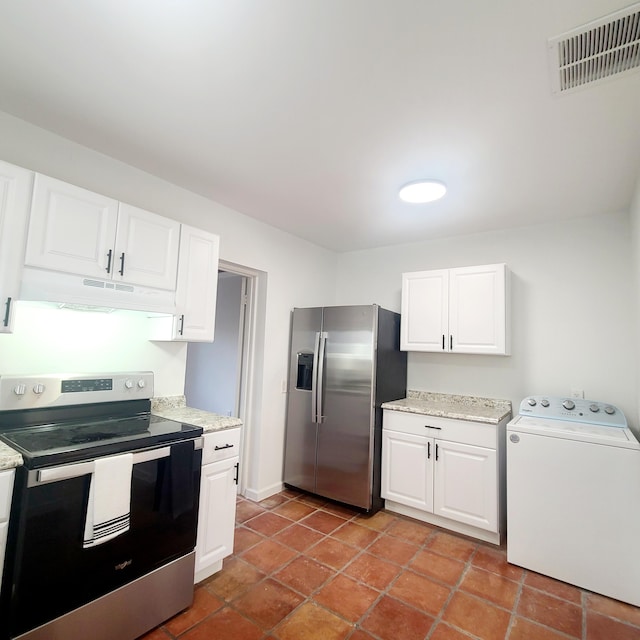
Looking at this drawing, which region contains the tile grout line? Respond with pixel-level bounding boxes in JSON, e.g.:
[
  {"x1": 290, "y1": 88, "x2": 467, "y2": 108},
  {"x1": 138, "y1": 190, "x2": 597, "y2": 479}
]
[{"x1": 504, "y1": 560, "x2": 526, "y2": 640}]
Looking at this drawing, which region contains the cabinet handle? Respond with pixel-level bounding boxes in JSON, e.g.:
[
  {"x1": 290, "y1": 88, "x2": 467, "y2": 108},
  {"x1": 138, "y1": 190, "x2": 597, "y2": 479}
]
[
  {"x1": 424, "y1": 425, "x2": 441, "y2": 430},
  {"x1": 214, "y1": 443, "x2": 234, "y2": 451},
  {"x1": 450, "y1": 335, "x2": 453, "y2": 350},
  {"x1": 3, "y1": 297, "x2": 11, "y2": 328},
  {"x1": 106, "y1": 249, "x2": 113, "y2": 273},
  {"x1": 234, "y1": 462, "x2": 239, "y2": 485},
  {"x1": 427, "y1": 442, "x2": 431, "y2": 459},
  {"x1": 119, "y1": 252, "x2": 125, "y2": 276},
  {"x1": 435, "y1": 443, "x2": 439, "y2": 461},
  {"x1": 178, "y1": 314, "x2": 185, "y2": 336},
  {"x1": 442, "y1": 334, "x2": 445, "y2": 350}
]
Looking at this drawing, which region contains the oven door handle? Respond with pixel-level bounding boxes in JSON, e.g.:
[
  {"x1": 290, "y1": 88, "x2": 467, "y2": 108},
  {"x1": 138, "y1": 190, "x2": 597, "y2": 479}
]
[{"x1": 32, "y1": 446, "x2": 173, "y2": 486}]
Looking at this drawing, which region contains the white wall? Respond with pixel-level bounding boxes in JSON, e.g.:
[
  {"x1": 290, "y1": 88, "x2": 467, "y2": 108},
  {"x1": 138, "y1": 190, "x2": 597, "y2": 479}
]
[
  {"x1": 0, "y1": 111, "x2": 338, "y2": 499},
  {"x1": 336, "y1": 212, "x2": 637, "y2": 429},
  {"x1": 630, "y1": 173, "x2": 640, "y2": 424},
  {"x1": 185, "y1": 273, "x2": 244, "y2": 415}
]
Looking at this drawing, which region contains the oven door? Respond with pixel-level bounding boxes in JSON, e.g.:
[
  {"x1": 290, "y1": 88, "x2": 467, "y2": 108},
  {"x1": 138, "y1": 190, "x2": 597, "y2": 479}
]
[{"x1": 1, "y1": 440, "x2": 201, "y2": 639}]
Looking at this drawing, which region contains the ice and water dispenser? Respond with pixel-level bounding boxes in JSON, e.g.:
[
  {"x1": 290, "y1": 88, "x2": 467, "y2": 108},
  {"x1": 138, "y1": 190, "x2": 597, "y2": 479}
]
[{"x1": 296, "y1": 352, "x2": 314, "y2": 391}]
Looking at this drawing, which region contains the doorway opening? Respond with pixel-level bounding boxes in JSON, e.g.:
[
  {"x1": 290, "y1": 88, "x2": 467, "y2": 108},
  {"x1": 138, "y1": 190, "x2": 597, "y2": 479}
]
[{"x1": 184, "y1": 260, "x2": 261, "y2": 496}]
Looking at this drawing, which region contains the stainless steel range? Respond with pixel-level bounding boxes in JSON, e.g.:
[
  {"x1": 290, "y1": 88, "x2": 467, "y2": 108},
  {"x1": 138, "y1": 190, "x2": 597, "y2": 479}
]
[{"x1": 0, "y1": 372, "x2": 202, "y2": 640}]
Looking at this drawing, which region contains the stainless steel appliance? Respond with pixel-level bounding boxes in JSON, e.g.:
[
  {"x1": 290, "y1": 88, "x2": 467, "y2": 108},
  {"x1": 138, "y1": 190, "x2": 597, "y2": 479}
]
[
  {"x1": 0, "y1": 372, "x2": 202, "y2": 640},
  {"x1": 284, "y1": 304, "x2": 407, "y2": 512}
]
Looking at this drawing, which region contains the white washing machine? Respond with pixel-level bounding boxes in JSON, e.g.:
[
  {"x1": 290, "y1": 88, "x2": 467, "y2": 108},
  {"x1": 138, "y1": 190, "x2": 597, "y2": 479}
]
[{"x1": 507, "y1": 396, "x2": 640, "y2": 606}]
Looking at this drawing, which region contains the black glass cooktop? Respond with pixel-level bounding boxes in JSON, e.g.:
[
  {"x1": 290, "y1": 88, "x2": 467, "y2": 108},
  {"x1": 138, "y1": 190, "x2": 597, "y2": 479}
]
[{"x1": 0, "y1": 412, "x2": 202, "y2": 469}]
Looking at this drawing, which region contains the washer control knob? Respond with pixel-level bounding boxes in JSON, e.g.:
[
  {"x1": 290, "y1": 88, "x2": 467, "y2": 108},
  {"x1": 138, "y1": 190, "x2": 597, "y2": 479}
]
[
  {"x1": 13, "y1": 384, "x2": 26, "y2": 396},
  {"x1": 589, "y1": 404, "x2": 600, "y2": 413},
  {"x1": 562, "y1": 399, "x2": 575, "y2": 410},
  {"x1": 33, "y1": 383, "x2": 46, "y2": 395},
  {"x1": 527, "y1": 398, "x2": 537, "y2": 407},
  {"x1": 137, "y1": 379, "x2": 146, "y2": 389},
  {"x1": 604, "y1": 405, "x2": 615, "y2": 415},
  {"x1": 540, "y1": 399, "x2": 550, "y2": 407},
  {"x1": 125, "y1": 379, "x2": 134, "y2": 389}
]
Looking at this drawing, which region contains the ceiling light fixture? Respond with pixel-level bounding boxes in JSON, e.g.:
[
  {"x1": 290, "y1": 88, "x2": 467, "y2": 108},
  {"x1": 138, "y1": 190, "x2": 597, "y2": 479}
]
[{"x1": 398, "y1": 180, "x2": 447, "y2": 204}]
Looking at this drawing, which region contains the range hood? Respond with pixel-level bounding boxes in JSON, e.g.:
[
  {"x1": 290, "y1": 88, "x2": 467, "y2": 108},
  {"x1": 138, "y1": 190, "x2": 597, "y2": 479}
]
[{"x1": 20, "y1": 266, "x2": 177, "y2": 315}]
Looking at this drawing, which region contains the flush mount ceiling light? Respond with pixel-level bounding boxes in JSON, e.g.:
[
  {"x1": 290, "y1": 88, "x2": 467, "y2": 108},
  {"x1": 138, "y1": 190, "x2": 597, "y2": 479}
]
[{"x1": 399, "y1": 180, "x2": 447, "y2": 203}]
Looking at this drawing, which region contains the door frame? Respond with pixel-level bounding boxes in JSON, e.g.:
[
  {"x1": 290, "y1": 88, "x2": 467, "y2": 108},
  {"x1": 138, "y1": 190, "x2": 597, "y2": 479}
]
[{"x1": 217, "y1": 259, "x2": 261, "y2": 496}]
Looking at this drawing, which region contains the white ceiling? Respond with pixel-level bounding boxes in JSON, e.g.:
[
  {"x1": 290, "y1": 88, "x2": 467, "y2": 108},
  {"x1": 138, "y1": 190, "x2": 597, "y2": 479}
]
[{"x1": 0, "y1": 1, "x2": 639, "y2": 252}]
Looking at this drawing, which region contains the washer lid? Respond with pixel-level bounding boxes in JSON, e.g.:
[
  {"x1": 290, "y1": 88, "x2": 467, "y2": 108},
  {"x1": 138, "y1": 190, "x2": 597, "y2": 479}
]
[{"x1": 508, "y1": 415, "x2": 640, "y2": 449}]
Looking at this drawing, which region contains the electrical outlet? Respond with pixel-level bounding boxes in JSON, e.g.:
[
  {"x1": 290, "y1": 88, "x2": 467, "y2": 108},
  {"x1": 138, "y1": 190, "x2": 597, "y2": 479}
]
[
  {"x1": 281, "y1": 380, "x2": 288, "y2": 394},
  {"x1": 571, "y1": 389, "x2": 584, "y2": 399}
]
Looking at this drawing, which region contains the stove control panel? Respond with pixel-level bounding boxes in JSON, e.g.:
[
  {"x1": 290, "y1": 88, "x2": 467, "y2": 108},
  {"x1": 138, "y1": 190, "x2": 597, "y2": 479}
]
[
  {"x1": 519, "y1": 396, "x2": 626, "y2": 428},
  {"x1": 0, "y1": 372, "x2": 154, "y2": 410}
]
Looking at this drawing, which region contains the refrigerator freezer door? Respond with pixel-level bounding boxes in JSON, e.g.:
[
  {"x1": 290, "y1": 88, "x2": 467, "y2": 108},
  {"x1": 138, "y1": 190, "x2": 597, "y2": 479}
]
[
  {"x1": 315, "y1": 305, "x2": 376, "y2": 509},
  {"x1": 283, "y1": 307, "x2": 322, "y2": 493}
]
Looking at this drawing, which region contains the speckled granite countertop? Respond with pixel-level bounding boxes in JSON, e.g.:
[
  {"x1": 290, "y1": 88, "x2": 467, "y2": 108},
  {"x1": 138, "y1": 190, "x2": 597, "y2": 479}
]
[
  {"x1": 382, "y1": 390, "x2": 512, "y2": 424},
  {"x1": 0, "y1": 441, "x2": 23, "y2": 470},
  {"x1": 151, "y1": 396, "x2": 243, "y2": 433}
]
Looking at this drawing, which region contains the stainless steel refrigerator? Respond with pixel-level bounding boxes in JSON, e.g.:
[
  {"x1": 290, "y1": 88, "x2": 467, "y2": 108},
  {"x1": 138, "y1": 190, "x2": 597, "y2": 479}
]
[{"x1": 283, "y1": 304, "x2": 407, "y2": 512}]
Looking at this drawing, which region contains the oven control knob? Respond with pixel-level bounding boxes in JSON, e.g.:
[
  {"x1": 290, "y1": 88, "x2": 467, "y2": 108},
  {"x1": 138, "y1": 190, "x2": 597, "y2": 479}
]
[
  {"x1": 33, "y1": 383, "x2": 45, "y2": 395},
  {"x1": 137, "y1": 379, "x2": 146, "y2": 389},
  {"x1": 540, "y1": 399, "x2": 550, "y2": 407},
  {"x1": 562, "y1": 399, "x2": 575, "y2": 410},
  {"x1": 527, "y1": 398, "x2": 537, "y2": 407},
  {"x1": 589, "y1": 404, "x2": 600, "y2": 413},
  {"x1": 13, "y1": 383, "x2": 26, "y2": 396},
  {"x1": 125, "y1": 379, "x2": 134, "y2": 389},
  {"x1": 604, "y1": 405, "x2": 615, "y2": 415}
]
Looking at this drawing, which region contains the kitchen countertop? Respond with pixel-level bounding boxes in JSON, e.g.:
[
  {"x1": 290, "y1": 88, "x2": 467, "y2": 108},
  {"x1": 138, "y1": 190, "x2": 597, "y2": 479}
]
[
  {"x1": 382, "y1": 390, "x2": 512, "y2": 424},
  {"x1": 0, "y1": 440, "x2": 23, "y2": 470},
  {"x1": 151, "y1": 396, "x2": 243, "y2": 433}
]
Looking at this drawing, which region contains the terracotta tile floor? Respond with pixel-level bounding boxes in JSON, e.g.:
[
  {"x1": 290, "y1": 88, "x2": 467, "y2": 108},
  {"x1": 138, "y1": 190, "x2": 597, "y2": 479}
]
[{"x1": 141, "y1": 489, "x2": 640, "y2": 640}]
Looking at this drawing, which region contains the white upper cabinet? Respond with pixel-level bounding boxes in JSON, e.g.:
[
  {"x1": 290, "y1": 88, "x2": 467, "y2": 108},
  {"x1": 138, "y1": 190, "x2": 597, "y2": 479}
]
[
  {"x1": 25, "y1": 175, "x2": 180, "y2": 290},
  {"x1": 114, "y1": 203, "x2": 180, "y2": 290},
  {"x1": 401, "y1": 263, "x2": 509, "y2": 355},
  {"x1": 175, "y1": 225, "x2": 219, "y2": 341},
  {"x1": 25, "y1": 174, "x2": 118, "y2": 278},
  {"x1": 401, "y1": 269, "x2": 449, "y2": 352},
  {"x1": 0, "y1": 161, "x2": 34, "y2": 333},
  {"x1": 148, "y1": 225, "x2": 220, "y2": 342}
]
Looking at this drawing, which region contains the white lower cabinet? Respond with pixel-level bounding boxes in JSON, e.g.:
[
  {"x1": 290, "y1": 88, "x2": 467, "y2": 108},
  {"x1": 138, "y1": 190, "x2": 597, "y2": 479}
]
[
  {"x1": 382, "y1": 409, "x2": 506, "y2": 544},
  {"x1": 195, "y1": 428, "x2": 240, "y2": 583},
  {"x1": 0, "y1": 469, "x2": 15, "y2": 586}
]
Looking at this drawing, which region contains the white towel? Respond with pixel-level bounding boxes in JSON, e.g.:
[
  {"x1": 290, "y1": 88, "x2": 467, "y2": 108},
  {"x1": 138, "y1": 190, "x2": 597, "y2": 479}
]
[{"x1": 83, "y1": 453, "x2": 133, "y2": 548}]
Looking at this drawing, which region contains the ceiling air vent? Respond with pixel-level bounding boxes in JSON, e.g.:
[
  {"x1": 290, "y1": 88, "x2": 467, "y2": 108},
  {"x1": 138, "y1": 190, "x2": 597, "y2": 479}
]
[{"x1": 548, "y1": 2, "x2": 640, "y2": 93}]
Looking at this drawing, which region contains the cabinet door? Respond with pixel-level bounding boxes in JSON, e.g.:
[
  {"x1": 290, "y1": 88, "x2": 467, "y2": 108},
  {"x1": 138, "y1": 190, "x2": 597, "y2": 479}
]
[
  {"x1": 400, "y1": 270, "x2": 449, "y2": 351},
  {"x1": 24, "y1": 174, "x2": 118, "y2": 278},
  {"x1": 114, "y1": 203, "x2": 180, "y2": 290},
  {"x1": 175, "y1": 225, "x2": 220, "y2": 341},
  {"x1": 0, "y1": 162, "x2": 34, "y2": 332},
  {"x1": 449, "y1": 264, "x2": 506, "y2": 354},
  {"x1": 195, "y1": 457, "x2": 238, "y2": 580},
  {"x1": 433, "y1": 439, "x2": 497, "y2": 532},
  {"x1": 381, "y1": 429, "x2": 433, "y2": 512},
  {"x1": 0, "y1": 469, "x2": 15, "y2": 586}
]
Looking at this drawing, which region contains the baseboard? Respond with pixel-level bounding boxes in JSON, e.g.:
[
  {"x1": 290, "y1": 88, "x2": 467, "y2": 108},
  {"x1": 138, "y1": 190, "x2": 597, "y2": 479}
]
[{"x1": 242, "y1": 481, "x2": 284, "y2": 503}]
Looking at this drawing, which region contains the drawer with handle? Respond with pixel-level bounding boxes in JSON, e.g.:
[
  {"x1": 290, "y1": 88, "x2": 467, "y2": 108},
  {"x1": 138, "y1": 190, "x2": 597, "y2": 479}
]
[{"x1": 202, "y1": 428, "x2": 241, "y2": 465}]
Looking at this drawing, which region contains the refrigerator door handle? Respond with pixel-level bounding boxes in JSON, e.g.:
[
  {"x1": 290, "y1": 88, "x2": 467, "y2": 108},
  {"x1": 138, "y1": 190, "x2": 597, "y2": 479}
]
[
  {"x1": 316, "y1": 332, "x2": 328, "y2": 423},
  {"x1": 311, "y1": 331, "x2": 321, "y2": 423}
]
